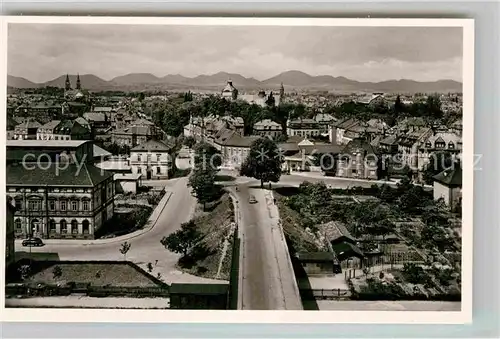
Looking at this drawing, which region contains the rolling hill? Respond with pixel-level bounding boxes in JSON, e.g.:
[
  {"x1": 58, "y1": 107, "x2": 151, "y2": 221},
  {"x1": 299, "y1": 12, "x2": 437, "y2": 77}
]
[{"x1": 7, "y1": 71, "x2": 462, "y2": 93}]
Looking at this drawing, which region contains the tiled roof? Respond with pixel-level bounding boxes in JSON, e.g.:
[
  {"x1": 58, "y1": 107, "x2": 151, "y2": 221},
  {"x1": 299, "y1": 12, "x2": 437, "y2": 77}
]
[
  {"x1": 380, "y1": 134, "x2": 398, "y2": 146},
  {"x1": 39, "y1": 120, "x2": 62, "y2": 130},
  {"x1": 341, "y1": 138, "x2": 379, "y2": 155},
  {"x1": 131, "y1": 118, "x2": 154, "y2": 126},
  {"x1": 254, "y1": 119, "x2": 281, "y2": 129},
  {"x1": 299, "y1": 143, "x2": 343, "y2": 155},
  {"x1": 16, "y1": 119, "x2": 41, "y2": 129},
  {"x1": 221, "y1": 134, "x2": 260, "y2": 147},
  {"x1": 433, "y1": 166, "x2": 462, "y2": 186},
  {"x1": 319, "y1": 221, "x2": 356, "y2": 243},
  {"x1": 7, "y1": 140, "x2": 88, "y2": 148},
  {"x1": 83, "y1": 112, "x2": 107, "y2": 122},
  {"x1": 131, "y1": 139, "x2": 174, "y2": 152},
  {"x1": 331, "y1": 242, "x2": 365, "y2": 259},
  {"x1": 6, "y1": 162, "x2": 113, "y2": 187}
]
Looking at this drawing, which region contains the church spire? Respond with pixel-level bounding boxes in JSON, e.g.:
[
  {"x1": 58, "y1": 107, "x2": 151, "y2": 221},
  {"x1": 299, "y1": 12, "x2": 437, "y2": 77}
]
[
  {"x1": 65, "y1": 74, "x2": 71, "y2": 91},
  {"x1": 76, "y1": 73, "x2": 81, "y2": 90},
  {"x1": 280, "y1": 82, "x2": 284, "y2": 97}
]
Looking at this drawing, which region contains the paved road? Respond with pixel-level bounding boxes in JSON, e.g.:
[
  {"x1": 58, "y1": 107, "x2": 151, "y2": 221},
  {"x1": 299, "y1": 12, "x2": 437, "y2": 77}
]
[
  {"x1": 231, "y1": 186, "x2": 302, "y2": 310},
  {"x1": 15, "y1": 177, "x2": 222, "y2": 285}
]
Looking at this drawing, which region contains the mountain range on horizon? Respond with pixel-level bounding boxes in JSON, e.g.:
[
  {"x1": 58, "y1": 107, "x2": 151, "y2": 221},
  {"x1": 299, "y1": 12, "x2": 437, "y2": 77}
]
[{"x1": 7, "y1": 70, "x2": 463, "y2": 94}]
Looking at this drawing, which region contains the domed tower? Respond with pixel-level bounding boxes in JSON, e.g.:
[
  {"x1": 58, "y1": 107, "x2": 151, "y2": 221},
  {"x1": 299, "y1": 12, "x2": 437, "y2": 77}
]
[
  {"x1": 65, "y1": 74, "x2": 71, "y2": 91},
  {"x1": 76, "y1": 73, "x2": 81, "y2": 90}
]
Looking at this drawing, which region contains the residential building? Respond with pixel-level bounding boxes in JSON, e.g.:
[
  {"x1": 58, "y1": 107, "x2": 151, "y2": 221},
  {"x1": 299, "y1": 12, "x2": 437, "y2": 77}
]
[
  {"x1": 417, "y1": 132, "x2": 462, "y2": 172},
  {"x1": 239, "y1": 90, "x2": 281, "y2": 107},
  {"x1": 6, "y1": 202, "x2": 15, "y2": 269},
  {"x1": 329, "y1": 118, "x2": 385, "y2": 145},
  {"x1": 37, "y1": 120, "x2": 91, "y2": 141},
  {"x1": 433, "y1": 165, "x2": 462, "y2": 211},
  {"x1": 336, "y1": 138, "x2": 380, "y2": 180},
  {"x1": 6, "y1": 140, "x2": 114, "y2": 240},
  {"x1": 13, "y1": 118, "x2": 41, "y2": 140},
  {"x1": 83, "y1": 112, "x2": 111, "y2": 133},
  {"x1": 253, "y1": 119, "x2": 282, "y2": 139},
  {"x1": 280, "y1": 138, "x2": 342, "y2": 173},
  {"x1": 111, "y1": 124, "x2": 163, "y2": 148},
  {"x1": 397, "y1": 128, "x2": 433, "y2": 171},
  {"x1": 286, "y1": 118, "x2": 326, "y2": 139},
  {"x1": 216, "y1": 134, "x2": 261, "y2": 169},
  {"x1": 129, "y1": 140, "x2": 174, "y2": 180},
  {"x1": 356, "y1": 93, "x2": 388, "y2": 108},
  {"x1": 295, "y1": 252, "x2": 338, "y2": 275}
]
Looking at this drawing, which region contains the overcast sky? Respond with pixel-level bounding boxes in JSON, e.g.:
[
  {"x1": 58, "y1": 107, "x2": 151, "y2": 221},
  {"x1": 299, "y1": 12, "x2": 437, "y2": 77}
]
[{"x1": 8, "y1": 24, "x2": 463, "y2": 83}]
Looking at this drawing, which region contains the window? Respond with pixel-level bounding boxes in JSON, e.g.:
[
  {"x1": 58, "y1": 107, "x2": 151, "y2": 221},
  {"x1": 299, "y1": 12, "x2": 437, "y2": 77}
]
[
  {"x1": 71, "y1": 220, "x2": 78, "y2": 234},
  {"x1": 157, "y1": 154, "x2": 161, "y2": 161},
  {"x1": 137, "y1": 154, "x2": 142, "y2": 162},
  {"x1": 60, "y1": 200, "x2": 67, "y2": 211},
  {"x1": 370, "y1": 170, "x2": 376, "y2": 176},
  {"x1": 83, "y1": 200, "x2": 90, "y2": 211},
  {"x1": 49, "y1": 219, "x2": 56, "y2": 233},
  {"x1": 448, "y1": 142, "x2": 455, "y2": 149},
  {"x1": 60, "y1": 220, "x2": 67, "y2": 233},
  {"x1": 14, "y1": 198, "x2": 22, "y2": 210},
  {"x1": 157, "y1": 166, "x2": 161, "y2": 174},
  {"x1": 15, "y1": 219, "x2": 22, "y2": 231},
  {"x1": 137, "y1": 167, "x2": 142, "y2": 174},
  {"x1": 435, "y1": 141, "x2": 445, "y2": 148},
  {"x1": 82, "y1": 220, "x2": 90, "y2": 234},
  {"x1": 28, "y1": 199, "x2": 41, "y2": 211},
  {"x1": 352, "y1": 169, "x2": 358, "y2": 174},
  {"x1": 71, "y1": 200, "x2": 78, "y2": 211},
  {"x1": 49, "y1": 200, "x2": 55, "y2": 211}
]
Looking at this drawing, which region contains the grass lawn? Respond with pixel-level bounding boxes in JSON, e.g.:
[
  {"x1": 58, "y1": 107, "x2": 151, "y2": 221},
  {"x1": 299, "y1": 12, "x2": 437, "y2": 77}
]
[
  {"x1": 180, "y1": 194, "x2": 234, "y2": 280},
  {"x1": 28, "y1": 262, "x2": 160, "y2": 288}
]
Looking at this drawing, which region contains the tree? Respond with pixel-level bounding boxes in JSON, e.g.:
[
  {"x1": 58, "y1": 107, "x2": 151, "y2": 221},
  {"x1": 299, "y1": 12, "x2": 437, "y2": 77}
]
[
  {"x1": 265, "y1": 92, "x2": 276, "y2": 107},
  {"x1": 183, "y1": 136, "x2": 196, "y2": 149},
  {"x1": 394, "y1": 95, "x2": 405, "y2": 114},
  {"x1": 120, "y1": 241, "x2": 131, "y2": 261},
  {"x1": 188, "y1": 169, "x2": 221, "y2": 210},
  {"x1": 422, "y1": 151, "x2": 455, "y2": 185},
  {"x1": 240, "y1": 137, "x2": 283, "y2": 188},
  {"x1": 161, "y1": 220, "x2": 199, "y2": 257},
  {"x1": 193, "y1": 142, "x2": 222, "y2": 171}
]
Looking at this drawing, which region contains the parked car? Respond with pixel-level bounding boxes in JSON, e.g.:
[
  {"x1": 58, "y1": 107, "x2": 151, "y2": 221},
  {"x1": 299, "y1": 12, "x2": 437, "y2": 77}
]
[
  {"x1": 22, "y1": 237, "x2": 44, "y2": 247},
  {"x1": 248, "y1": 195, "x2": 257, "y2": 204}
]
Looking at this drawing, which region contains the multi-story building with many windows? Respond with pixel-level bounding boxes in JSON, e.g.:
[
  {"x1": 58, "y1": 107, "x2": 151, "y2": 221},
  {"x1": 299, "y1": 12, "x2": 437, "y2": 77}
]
[
  {"x1": 129, "y1": 140, "x2": 174, "y2": 180},
  {"x1": 6, "y1": 140, "x2": 114, "y2": 240}
]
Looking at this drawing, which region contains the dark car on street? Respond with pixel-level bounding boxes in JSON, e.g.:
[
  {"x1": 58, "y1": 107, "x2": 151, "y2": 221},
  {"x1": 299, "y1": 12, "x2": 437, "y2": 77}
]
[{"x1": 22, "y1": 237, "x2": 44, "y2": 247}]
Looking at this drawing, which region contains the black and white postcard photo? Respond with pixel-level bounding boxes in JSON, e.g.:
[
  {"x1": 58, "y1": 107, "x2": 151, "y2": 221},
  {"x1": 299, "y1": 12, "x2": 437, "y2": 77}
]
[{"x1": 0, "y1": 17, "x2": 474, "y2": 324}]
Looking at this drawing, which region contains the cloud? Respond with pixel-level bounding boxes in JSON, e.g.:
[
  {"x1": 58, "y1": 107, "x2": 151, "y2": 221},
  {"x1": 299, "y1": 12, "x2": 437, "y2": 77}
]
[{"x1": 7, "y1": 23, "x2": 463, "y2": 83}]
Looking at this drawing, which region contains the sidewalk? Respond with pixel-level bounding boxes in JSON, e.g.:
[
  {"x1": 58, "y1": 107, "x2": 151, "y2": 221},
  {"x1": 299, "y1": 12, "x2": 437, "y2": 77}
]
[
  {"x1": 15, "y1": 191, "x2": 173, "y2": 246},
  {"x1": 5, "y1": 296, "x2": 170, "y2": 309},
  {"x1": 264, "y1": 190, "x2": 303, "y2": 310}
]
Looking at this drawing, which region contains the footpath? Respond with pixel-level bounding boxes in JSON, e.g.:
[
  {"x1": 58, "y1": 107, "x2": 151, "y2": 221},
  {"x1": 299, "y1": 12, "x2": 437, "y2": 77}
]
[
  {"x1": 5, "y1": 296, "x2": 170, "y2": 309},
  {"x1": 15, "y1": 191, "x2": 173, "y2": 247}
]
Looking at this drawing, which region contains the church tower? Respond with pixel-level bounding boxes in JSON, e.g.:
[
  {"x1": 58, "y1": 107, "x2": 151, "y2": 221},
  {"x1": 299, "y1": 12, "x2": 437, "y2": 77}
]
[
  {"x1": 65, "y1": 74, "x2": 71, "y2": 91},
  {"x1": 76, "y1": 73, "x2": 81, "y2": 90},
  {"x1": 279, "y1": 82, "x2": 285, "y2": 97}
]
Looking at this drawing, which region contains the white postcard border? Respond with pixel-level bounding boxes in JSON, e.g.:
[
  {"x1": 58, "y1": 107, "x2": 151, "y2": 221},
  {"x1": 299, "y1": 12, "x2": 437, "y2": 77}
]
[{"x1": 0, "y1": 16, "x2": 474, "y2": 324}]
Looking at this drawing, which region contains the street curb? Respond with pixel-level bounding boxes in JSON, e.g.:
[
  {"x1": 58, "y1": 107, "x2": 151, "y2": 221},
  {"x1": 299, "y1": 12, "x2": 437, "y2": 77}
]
[{"x1": 227, "y1": 189, "x2": 244, "y2": 310}]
